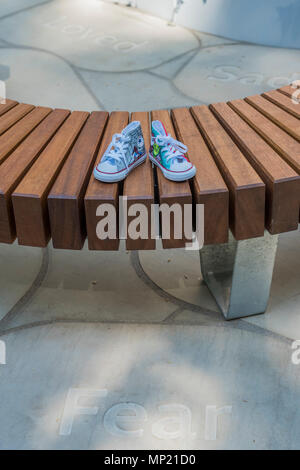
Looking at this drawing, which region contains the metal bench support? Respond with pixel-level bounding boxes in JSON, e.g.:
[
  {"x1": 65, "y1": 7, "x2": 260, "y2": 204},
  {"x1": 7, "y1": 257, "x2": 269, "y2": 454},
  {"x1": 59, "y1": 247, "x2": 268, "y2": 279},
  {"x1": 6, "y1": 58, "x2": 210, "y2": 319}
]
[{"x1": 200, "y1": 231, "x2": 278, "y2": 320}]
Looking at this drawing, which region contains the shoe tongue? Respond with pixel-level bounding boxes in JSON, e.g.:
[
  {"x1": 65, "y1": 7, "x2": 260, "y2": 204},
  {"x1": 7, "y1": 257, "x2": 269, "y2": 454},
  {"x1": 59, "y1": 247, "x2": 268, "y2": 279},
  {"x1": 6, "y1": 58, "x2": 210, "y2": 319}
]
[
  {"x1": 152, "y1": 120, "x2": 167, "y2": 137},
  {"x1": 122, "y1": 121, "x2": 138, "y2": 137},
  {"x1": 152, "y1": 121, "x2": 185, "y2": 160}
]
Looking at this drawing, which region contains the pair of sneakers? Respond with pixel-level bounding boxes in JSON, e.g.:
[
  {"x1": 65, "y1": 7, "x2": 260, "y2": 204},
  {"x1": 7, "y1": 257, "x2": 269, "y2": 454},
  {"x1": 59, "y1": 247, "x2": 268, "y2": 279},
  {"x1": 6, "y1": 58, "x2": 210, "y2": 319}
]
[{"x1": 94, "y1": 120, "x2": 196, "y2": 183}]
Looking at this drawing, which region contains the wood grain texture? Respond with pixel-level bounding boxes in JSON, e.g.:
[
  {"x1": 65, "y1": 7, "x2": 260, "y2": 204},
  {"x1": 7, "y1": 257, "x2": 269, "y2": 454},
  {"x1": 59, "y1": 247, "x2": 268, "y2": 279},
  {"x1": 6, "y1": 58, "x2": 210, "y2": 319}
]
[
  {"x1": 229, "y1": 99, "x2": 300, "y2": 174},
  {"x1": 211, "y1": 102, "x2": 300, "y2": 234},
  {"x1": 245, "y1": 94, "x2": 300, "y2": 141},
  {"x1": 0, "y1": 109, "x2": 69, "y2": 244},
  {"x1": 84, "y1": 111, "x2": 129, "y2": 251},
  {"x1": 12, "y1": 111, "x2": 88, "y2": 247},
  {"x1": 0, "y1": 103, "x2": 34, "y2": 136},
  {"x1": 278, "y1": 85, "x2": 300, "y2": 100},
  {"x1": 191, "y1": 105, "x2": 265, "y2": 240},
  {"x1": 262, "y1": 90, "x2": 300, "y2": 119},
  {"x1": 171, "y1": 107, "x2": 229, "y2": 245},
  {"x1": 48, "y1": 111, "x2": 109, "y2": 250},
  {"x1": 0, "y1": 106, "x2": 52, "y2": 166},
  {"x1": 124, "y1": 111, "x2": 155, "y2": 250},
  {"x1": 0, "y1": 99, "x2": 18, "y2": 117},
  {"x1": 151, "y1": 109, "x2": 193, "y2": 249},
  {"x1": 0, "y1": 88, "x2": 298, "y2": 251}
]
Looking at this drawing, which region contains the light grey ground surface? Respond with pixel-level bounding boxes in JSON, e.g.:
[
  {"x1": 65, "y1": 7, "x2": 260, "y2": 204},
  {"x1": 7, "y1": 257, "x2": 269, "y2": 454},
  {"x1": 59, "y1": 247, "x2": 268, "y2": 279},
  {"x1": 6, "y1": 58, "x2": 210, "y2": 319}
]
[{"x1": 0, "y1": 0, "x2": 300, "y2": 450}]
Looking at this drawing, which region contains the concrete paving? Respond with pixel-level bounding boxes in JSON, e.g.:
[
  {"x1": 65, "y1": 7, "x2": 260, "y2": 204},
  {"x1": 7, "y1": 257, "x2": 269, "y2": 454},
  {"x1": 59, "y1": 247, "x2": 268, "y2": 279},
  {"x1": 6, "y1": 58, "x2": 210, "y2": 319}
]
[{"x1": 0, "y1": 0, "x2": 300, "y2": 450}]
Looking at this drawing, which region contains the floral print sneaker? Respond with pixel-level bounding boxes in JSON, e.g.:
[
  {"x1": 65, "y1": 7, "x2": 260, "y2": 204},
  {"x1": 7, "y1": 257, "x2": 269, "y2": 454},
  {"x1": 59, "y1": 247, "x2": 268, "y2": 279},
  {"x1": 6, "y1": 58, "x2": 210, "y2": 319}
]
[
  {"x1": 149, "y1": 120, "x2": 196, "y2": 182},
  {"x1": 94, "y1": 121, "x2": 146, "y2": 183}
]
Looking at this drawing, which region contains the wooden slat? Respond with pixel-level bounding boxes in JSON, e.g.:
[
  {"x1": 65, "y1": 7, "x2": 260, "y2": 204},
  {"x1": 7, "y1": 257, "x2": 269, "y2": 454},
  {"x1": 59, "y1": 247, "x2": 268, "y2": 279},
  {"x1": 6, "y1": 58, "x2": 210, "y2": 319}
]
[
  {"x1": 12, "y1": 111, "x2": 89, "y2": 247},
  {"x1": 278, "y1": 85, "x2": 300, "y2": 100},
  {"x1": 171, "y1": 107, "x2": 229, "y2": 245},
  {"x1": 191, "y1": 105, "x2": 265, "y2": 240},
  {"x1": 0, "y1": 99, "x2": 18, "y2": 117},
  {"x1": 48, "y1": 111, "x2": 109, "y2": 250},
  {"x1": 0, "y1": 109, "x2": 69, "y2": 244},
  {"x1": 0, "y1": 106, "x2": 52, "y2": 165},
  {"x1": 263, "y1": 90, "x2": 300, "y2": 119},
  {"x1": 0, "y1": 103, "x2": 34, "y2": 136},
  {"x1": 124, "y1": 112, "x2": 155, "y2": 250},
  {"x1": 84, "y1": 111, "x2": 129, "y2": 251},
  {"x1": 229, "y1": 99, "x2": 300, "y2": 174},
  {"x1": 151, "y1": 109, "x2": 193, "y2": 248},
  {"x1": 245, "y1": 94, "x2": 300, "y2": 141},
  {"x1": 211, "y1": 102, "x2": 300, "y2": 234}
]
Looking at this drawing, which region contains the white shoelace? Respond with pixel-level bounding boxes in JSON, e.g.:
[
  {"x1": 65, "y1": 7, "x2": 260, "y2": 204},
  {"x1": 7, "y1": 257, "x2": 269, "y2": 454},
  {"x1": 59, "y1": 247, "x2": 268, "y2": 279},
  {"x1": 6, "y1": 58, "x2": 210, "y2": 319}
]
[
  {"x1": 102, "y1": 133, "x2": 131, "y2": 169},
  {"x1": 154, "y1": 134, "x2": 188, "y2": 163}
]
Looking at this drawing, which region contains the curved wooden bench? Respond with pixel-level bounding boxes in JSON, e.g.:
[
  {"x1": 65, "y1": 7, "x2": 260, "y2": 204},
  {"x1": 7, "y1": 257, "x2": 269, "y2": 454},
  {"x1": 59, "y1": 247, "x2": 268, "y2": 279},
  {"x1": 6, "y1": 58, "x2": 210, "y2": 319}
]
[{"x1": 0, "y1": 86, "x2": 299, "y2": 319}]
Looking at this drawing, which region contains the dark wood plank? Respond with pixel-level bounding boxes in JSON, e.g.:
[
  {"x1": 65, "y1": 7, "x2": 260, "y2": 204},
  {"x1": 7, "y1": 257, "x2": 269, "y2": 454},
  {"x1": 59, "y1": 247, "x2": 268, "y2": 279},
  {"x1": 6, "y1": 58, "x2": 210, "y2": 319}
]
[
  {"x1": 229, "y1": 99, "x2": 300, "y2": 174},
  {"x1": 0, "y1": 106, "x2": 52, "y2": 165},
  {"x1": 0, "y1": 103, "x2": 34, "y2": 136},
  {"x1": 151, "y1": 109, "x2": 193, "y2": 249},
  {"x1": 211, "y1": 102, "x2": 300, "y2": 234},
  {"x1": 12, "y1": 111, "x2": 89, "y2": 247},
  {"x1": 245, "y1": 94, "x2": 300, "y2": 141},
  {"x1": 48, "y1": 111, "x2": 109, "y2": 250},
  {"x1": 123, "y1": 112, "x2": 155, "y2": 250},
  {"x1": 191, "y1": 105, "x2": 265, "y2": 240},
  {"x1": 171, "y1": 107, "x2": 229, "y2": 245},
  {"x1": 0, "y1": 99, "x2": 18, "y2": 117},
  {"x1": 0, "y1": 109, "x2": 69, "y2": 244},
  {"x1": 263, "y1": 89, "x2": 300, "y2": 119},
  {"x1": 84, "y1": 111, "x2": 129, "y2": 251}
]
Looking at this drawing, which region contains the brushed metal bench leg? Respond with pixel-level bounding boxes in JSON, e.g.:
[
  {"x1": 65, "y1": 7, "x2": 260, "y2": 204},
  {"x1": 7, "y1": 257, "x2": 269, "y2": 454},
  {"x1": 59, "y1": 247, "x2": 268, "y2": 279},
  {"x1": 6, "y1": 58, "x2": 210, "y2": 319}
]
[{"x1": 200, "y1": 231, "x2": 278, "y2": 320}]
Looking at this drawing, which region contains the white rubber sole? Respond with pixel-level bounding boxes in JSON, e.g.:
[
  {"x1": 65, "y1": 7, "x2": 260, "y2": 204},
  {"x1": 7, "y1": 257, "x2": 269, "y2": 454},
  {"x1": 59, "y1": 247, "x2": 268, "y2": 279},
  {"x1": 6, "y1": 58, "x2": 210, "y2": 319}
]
[
  {"x1": 94, "y1": 153, "x2": 147, "y2": 183},
  {"x1": 149, "y1": 153, "x2": 196, "y2": 182}
]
